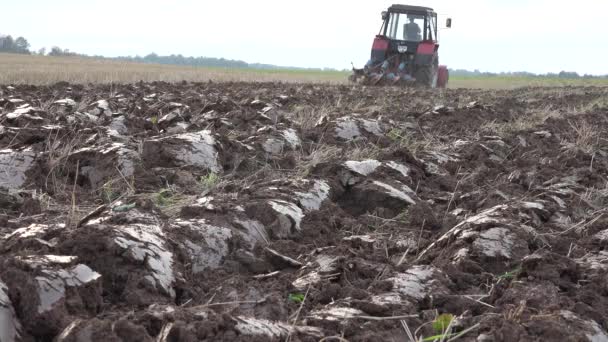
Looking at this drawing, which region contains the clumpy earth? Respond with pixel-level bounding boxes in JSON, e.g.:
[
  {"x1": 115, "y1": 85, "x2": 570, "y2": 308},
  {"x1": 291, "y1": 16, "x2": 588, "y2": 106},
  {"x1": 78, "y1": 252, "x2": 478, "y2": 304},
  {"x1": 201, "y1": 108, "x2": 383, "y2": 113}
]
[{"x1": 1, "y1": 82, "x2": 608, "y2": 342}]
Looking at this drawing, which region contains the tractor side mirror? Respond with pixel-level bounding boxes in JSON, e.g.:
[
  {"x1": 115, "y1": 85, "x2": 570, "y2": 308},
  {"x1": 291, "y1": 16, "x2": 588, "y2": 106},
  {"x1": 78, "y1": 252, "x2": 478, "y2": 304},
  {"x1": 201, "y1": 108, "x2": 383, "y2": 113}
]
[
  {"x1": 446, "y1": 18, "x2": 452, "y2": 28},
  {"x1": 381, "y1": 11, "x2": 388, "y2": 20}
]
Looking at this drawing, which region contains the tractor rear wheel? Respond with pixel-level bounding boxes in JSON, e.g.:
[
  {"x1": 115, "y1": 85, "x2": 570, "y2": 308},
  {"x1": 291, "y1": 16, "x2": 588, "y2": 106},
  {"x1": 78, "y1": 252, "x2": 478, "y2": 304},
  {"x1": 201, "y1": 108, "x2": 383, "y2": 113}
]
[{"x1": 414, "y1": 65, "x2": 438, "y2": 88}]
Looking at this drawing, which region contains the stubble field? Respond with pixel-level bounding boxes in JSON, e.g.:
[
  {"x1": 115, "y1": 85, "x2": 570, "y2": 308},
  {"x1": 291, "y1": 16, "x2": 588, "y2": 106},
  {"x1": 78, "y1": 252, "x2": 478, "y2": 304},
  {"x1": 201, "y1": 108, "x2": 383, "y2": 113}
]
[{"x1": 2, "y1": 53, "x2": 608, "y2": 88}]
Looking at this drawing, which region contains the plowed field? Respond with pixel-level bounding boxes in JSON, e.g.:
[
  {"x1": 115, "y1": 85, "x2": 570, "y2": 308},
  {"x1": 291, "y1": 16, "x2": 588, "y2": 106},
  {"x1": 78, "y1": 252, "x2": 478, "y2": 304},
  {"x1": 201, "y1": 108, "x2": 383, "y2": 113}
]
[{"x1": 1, "y1": 83, "x2": 608, "y2": 342}]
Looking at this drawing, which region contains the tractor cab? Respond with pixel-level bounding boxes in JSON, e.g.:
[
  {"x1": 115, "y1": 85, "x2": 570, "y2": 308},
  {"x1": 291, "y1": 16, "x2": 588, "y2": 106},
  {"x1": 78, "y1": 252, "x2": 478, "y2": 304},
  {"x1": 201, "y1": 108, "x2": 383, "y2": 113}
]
[
  {"x1": 382, "y1": 5, "x2": 438, "y2": 42},
  {"x1": 372, "y1": 5, "x2": 439, "y2": 65}
]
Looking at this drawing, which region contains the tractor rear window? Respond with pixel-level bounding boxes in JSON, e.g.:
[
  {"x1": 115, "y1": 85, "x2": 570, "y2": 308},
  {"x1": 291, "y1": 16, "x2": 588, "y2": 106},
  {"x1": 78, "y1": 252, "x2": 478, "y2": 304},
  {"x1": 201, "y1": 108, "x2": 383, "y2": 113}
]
[{"x1": 385, "y1": 13, "x2": 427, "y2": 42}]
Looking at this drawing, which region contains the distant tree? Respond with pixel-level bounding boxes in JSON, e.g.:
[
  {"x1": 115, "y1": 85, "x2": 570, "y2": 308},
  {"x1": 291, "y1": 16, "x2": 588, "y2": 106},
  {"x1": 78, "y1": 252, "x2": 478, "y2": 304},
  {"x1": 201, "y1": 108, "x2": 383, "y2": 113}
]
[
  {"x1": 0, "y1": 35, "x2": 14, "y2": 51},
  {"x1": 0, "y1": 35, "x2": 31, "y2": 54},
  {"x1": 48, "y1": 46, "x2": 77, "y2": 56},
  {"x1": 144, "y1": 52, "x2": 159, "y2": 62},
  {"x1": 37, "y1": 47, "x2": 46, "y2": 56},
  {"x1": 49, "y1": 46, "x2": 63, "y2": 56},
  {"x1": 558, "y1": 71, "x2": 580, "y2": 79},
  {"x1": 14, "y1": 36, "x2": 30, "y2": 53}
]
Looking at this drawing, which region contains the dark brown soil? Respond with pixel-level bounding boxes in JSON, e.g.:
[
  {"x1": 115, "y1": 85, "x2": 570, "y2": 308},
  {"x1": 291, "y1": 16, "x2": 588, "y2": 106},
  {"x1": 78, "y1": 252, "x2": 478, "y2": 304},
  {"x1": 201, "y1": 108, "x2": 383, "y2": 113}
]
[{"x1": 1, "y1": 82, "x2": 608, "y2": 341}]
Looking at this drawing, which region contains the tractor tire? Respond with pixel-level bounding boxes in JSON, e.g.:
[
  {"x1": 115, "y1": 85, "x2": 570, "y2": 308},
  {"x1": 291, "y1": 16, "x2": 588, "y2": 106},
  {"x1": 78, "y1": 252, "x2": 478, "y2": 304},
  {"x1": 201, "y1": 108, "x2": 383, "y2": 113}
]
[
  {"x1": 437, "y1": 65, "x2": 449, "y2": 88},
  {"x1": 414, "y1": 64, "x2": 438, "y2": 88}
]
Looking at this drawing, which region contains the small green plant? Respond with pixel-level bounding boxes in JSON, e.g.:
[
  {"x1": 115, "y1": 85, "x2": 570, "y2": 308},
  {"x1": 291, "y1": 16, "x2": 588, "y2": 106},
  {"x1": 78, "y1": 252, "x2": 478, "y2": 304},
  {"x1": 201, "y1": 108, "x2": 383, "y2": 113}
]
[
  {"x1": 288, "y1": 293, "x2": 305, "y2": 304},
  {"x1": 420, "y1": 313, "x2": 456, "y2": 341},
  {"x1": 386, "y1": 127, "x2": 425, "y2": 154},
  {"x1": 155, "y1": 188, "x2": 174, "y2": 207},
  {"x1": 101, "y1": 181, "x2": 120, "y2": 203},
  {"x1": 112, "y1": 202, "x2": 136, "y2": 212},
  {"x1": 199, "y1": 172, "x2": 220, "y2": 188},
  {"x1": 387, "y1": 128, "x2": 404, "y2": 142},
  {"x1": 395, "y1": 208, "x2": 410, "y2": 222},
  {"x1": 150, "y1": 115, "x2": 158, "y2": 125},
  {"x1": 432, "y1": 313, "x2": 454, "y2": 334},
  {"x1": 498, "y1": 267, "x2": 521, "y2": 280}
]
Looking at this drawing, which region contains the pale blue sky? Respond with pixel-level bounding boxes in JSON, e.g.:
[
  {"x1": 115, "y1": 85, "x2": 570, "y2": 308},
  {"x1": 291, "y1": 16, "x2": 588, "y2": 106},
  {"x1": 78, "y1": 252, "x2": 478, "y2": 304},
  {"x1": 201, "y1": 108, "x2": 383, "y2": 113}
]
[{"x1": 3, "y1": 0, "x2": 608, "y2": 74}]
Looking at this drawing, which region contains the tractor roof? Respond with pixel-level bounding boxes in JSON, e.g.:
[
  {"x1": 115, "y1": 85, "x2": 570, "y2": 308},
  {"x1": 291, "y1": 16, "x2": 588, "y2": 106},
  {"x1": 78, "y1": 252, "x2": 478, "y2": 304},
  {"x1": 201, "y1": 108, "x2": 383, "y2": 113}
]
[{"x1": 388, "y1": 4, "x2": 435, "y2": 14}]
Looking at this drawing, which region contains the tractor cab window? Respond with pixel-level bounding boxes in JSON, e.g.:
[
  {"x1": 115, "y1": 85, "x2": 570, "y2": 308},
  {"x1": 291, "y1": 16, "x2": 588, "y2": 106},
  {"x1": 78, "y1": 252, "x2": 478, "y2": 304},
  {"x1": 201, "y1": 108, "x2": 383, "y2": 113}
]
[
  {"x1": 402, "y1": 16, "x2": 423, "y2": 41},
  {"x1": 384, "y1": 12, "x2": 436, "y2": 42}
]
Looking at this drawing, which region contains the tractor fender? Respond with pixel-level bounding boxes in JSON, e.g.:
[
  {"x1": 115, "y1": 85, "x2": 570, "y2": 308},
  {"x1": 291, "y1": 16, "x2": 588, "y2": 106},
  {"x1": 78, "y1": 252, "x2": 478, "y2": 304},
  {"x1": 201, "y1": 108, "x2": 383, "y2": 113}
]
[
  {"x1": 437, "y1": 65, "x2": 449, "y2": 88},
  {"x1": 371, "y1": 36, "x2": 389, "y2": 63},
  {"x1": 414, "y1": 42, "x2": 438, "y2": 65}
]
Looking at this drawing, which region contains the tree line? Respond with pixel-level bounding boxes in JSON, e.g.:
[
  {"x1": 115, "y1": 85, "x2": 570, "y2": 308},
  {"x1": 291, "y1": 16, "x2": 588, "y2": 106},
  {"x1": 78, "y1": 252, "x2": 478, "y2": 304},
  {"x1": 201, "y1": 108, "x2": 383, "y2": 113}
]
[
  {"x1": 114, "y1": 53, "x2": 250, "y2": 69},
  {"x1": 112, "y1": 53, "x2": 341, "y2": 72},
  {"x1": 0, "y1": 35, "x2": 76, "y2": 56},
  {"x1": 449, "y1": 69, "x2": 604, "y2": 79},
  {"x1": 0, "y1": 35, "x2": 31, "y2": 54}
]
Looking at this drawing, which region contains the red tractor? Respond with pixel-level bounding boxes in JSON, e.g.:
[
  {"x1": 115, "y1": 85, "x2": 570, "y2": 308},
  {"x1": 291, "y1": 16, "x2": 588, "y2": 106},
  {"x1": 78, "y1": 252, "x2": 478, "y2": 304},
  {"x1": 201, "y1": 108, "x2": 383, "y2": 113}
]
[{"x1": 350, "y1": 4, "x2": 451, "y2": 88}]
